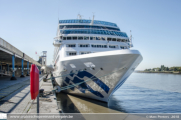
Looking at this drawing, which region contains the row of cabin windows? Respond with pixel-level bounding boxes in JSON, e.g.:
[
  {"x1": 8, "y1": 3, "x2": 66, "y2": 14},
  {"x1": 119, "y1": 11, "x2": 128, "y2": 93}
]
[
  {"x1": 92, "y1": 45, "x2": 107, "y2": 48},
  {"x1": 80, "y1": 52, "x2": 91, "y2": 54},
  {"x1": 67, "y1": 52, "x2": 91, "y2": 56},
  {"x1": 68, "y1": 52, "x2": 77, "y2": 56},
  {"x1": 66, "y1": 44, "x2": 76, "y2": 47},
  {"x1": 109, "y1": 45, "x2": 117, "y2": 48},
  {"x1": 61, "y1": 36, "x2": 129, "y2": 42},
  {"x1": 66, "y1": 44, "x2": 126, "y2": 49},
  {"x1": 59, "y1": 25, "x2": 120, "y2": 31}
]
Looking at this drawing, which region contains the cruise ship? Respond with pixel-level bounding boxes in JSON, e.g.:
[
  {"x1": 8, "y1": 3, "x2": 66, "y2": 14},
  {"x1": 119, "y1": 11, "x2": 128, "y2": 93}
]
[{"x1": 53, "y1": 16, "x2": 143, "y2": 102}]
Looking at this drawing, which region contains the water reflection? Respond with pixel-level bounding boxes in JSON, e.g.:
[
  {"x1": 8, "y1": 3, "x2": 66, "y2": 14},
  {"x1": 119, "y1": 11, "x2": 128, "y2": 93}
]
[
  {"x1": 56, "y1": 73, "x2": 181, "y2": 113},
  {"x1": 108, "y1": 95, "x2": 128, "y2": 113}
]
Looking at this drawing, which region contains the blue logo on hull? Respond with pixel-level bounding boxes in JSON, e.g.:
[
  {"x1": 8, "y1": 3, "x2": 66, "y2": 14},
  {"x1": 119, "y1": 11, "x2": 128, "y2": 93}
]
[{"x1": 62, "y1": 71, "x2": 110, "y2": 98}]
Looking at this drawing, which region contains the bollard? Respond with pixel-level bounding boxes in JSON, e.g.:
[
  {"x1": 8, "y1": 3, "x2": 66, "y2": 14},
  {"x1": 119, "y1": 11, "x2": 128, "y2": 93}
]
[
  {"x1": 39, "y1": 89, "x2": 44, "y2": 97},
  {"x1": 43, "y1": 78, "x2": 47, "y2": 82}
]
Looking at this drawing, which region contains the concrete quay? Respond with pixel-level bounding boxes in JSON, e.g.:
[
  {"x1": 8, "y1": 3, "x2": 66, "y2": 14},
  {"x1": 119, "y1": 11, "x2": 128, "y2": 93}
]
[
  {"x1": 27, "y1": 75, "x2": 60, "y2": 113},
  {"x1": 0, "y1": 75, "x2": 44, "y2": 113},
  {"x1": 0, "y1": 74, "x2": 152, "y2": 120}
]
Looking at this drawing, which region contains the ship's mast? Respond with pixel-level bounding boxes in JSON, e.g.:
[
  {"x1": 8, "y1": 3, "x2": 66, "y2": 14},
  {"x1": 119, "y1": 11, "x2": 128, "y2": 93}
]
[
  {"x1": 77, "y1": 14, "x2": 82, "y2": 19},
  {"x1": 129, "y1": 30, "x2": 133, "y2": 48},
  {"x1": 90, "y1": 14, "x2": 95, "y2": 25}
]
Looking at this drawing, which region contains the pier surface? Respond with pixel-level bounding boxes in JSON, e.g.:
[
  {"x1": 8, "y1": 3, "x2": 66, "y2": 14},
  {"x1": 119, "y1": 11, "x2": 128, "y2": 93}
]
[
  {"x1": 27, "y1": 75, "x2": 59, "y2": 113},
  {"x1": 0, "y1": 75, "x2": 43, "y2": 113},
  {"x1": 0, "y1": 74, "x2": 151, "y2": 120}
]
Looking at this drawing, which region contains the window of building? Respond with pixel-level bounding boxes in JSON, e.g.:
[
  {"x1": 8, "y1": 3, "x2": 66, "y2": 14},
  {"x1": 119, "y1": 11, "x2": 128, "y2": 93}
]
[
  {"x1": 109, "y1": 45, "x2": 118, "y2": 48},
  {"x1": 67, "y1": 37, "x2": 71, "y2": 40},
  {"x1": 73, "y1": 37, "x2": 77, "y2": 40},
  {"x1": 66, "y1": 44, "x2": 76, "y2": 47},
  {"x1": 84, "y1": 36, "x2": 89, "y2": 40},
  {"x1": 79, "y1": 44, "x2": 89, "y2": 47},
  {"x1": 63, "y1": 37, "x2": 66, "y2": 40},
  {"x1": 78, "y1": 36, "x2": 83, "y2": 40},
  {"x1": 67, "y1": 52, "x2": 77, "y2": 56}
]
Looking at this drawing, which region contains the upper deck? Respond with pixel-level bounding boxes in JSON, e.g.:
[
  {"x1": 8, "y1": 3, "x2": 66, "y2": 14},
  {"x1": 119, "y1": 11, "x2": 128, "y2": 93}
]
[{"x1": 59, "y1": 19, "x2": 118, "y2": 28}]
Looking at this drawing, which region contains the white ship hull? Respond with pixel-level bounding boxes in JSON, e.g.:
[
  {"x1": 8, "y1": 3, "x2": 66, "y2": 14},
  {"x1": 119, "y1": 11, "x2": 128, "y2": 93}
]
[{"x1": 53, "y1": 49, "x2": 143, "y2": 102}]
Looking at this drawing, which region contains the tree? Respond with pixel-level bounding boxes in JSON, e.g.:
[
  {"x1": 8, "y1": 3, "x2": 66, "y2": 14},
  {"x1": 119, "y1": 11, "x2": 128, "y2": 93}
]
[
  {"x1": 166, "y1": 67, "x2": 169, "y2": 71},
  {"x1": 161, "y1": 65, "x2": 165, "y2": 71},
  {"x1": 174, "y1": 67, "x2": 178, "y2": 71}
]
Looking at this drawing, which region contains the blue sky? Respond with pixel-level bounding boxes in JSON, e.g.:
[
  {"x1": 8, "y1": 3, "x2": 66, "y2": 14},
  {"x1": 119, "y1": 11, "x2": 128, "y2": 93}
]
[{"x1": 0, "y1": 0, "x2": 181, "y2": 70}]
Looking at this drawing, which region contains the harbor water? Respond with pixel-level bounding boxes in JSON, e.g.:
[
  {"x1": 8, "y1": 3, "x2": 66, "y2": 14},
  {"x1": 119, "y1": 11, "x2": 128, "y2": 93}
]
[{"x1": 108, "y1": 73, "x2": 181, "y2": 113}]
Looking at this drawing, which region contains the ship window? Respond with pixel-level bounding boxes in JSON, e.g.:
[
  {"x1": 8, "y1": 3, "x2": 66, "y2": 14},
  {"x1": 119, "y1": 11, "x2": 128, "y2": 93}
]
[
  {"x1": 84, "y1": 36, "x2": 89, "y2": 40},
  {"x1": 93, "y1": 37, "x2": 96, "y2": 40},
  {"x1": 67, "y1": 44, "x2": 76, "y2": 47},
  {"x1": 109, "y1": 45, "x2": 118, "y2": 48},
  {"x1": 63, "y1": 37, "x2": 66, "y2": 40},
  {"x1": 107, "y1": 38, "x2": 111, "y2": 41},
  {"x1": 90, "y1": 37, "x2": 93, "y2": 40},
  {"x1": 79, "y1": 44, "x2": 89, "y2": 47},
  {"x1": 60, "y1": 36, "x2": 63, "y2": 39},
  {"x1": 117, "y1": 39, "x2": 121, "y2": 42},
  {"x1": 102, "y1": 37, "x2": 106, "y2": 40},
  {"x1": 59, "y1": 26, "x2": 64, "y2": 29},
  {"x1": 67, "y1": 52, "x2": 77, "y2": 56},
  {"x1": 73, "y1": 37, "x2": 77, "y2": 40},
  {"x1": 96, "y1": 37, "x2": 100, "y2": 40},
  {"x1": 60, "y1": 29, "x2": 128, "y2": 37},
  {"x1": 80, "y1": 52, "x2": 91, "y2": 55},
  {"x1": 112, "y1": 38, "x2": 116, "y2": 41},
  {"x1": 78, "y1": 36, "x2": 83, "y2": 40},
  {"x1": 91, "y1": 44, "x2": 107, "y2": 48},
  {"x1": 120, "y1": 46, "x2": 124, "y2": 49},
  {"x1": 67, "y1": 37, "x2": 71, "y2": 40}
]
